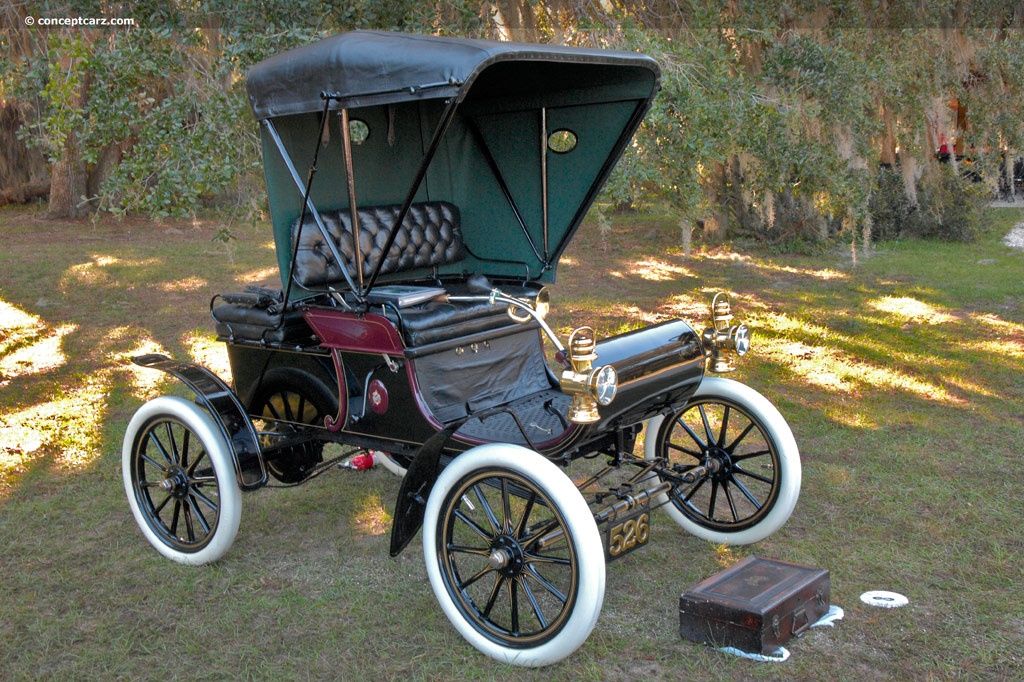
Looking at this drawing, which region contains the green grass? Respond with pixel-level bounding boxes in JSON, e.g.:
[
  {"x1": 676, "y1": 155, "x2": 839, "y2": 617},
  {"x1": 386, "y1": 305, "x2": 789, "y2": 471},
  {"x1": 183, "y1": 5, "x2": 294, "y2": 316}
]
[{"x1": 1, "y1": 203, "x2": 1022, "y2": 680}]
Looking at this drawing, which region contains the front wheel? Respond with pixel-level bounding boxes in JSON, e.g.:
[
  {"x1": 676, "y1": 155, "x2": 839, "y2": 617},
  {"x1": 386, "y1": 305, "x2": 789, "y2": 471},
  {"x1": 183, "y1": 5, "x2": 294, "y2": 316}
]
[
  {"x1": 644, "y1": 377, "x2": 800, "y2": 545},
  {"x1": 123, "y1": 396, "x2": 241, "y2": 565},
  {"x1": 423, "y1": 444, "x2": 605, "y2": 667}
]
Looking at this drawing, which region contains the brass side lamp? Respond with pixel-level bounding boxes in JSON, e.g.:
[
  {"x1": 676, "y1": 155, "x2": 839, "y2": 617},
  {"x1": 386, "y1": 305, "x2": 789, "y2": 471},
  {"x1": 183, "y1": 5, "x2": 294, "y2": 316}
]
[
  {"x1": 560, "y1": 326, "x2": 618, "y2": 424},
  {"x1": 702, "y1": 292, "x2": 751, "y2": 373}
]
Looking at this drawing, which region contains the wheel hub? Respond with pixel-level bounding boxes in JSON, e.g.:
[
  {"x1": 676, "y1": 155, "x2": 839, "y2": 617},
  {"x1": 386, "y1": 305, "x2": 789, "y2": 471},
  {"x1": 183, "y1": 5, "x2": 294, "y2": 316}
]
[
  {"x1": 263, "y1": 433, "x2": 324, "y2": 484},
  {"x1": 704, "y1": 447, "x2": 732, "y2": 482},
  {"x1": 488, "y1": 549, "x2": 509, "y2": 569},
  {"x1": 160, "y1": 466, "x2": 190, "y2": 498},
  {"x1": 489, "y1": 536, "x2": 525, "y2": 577}
]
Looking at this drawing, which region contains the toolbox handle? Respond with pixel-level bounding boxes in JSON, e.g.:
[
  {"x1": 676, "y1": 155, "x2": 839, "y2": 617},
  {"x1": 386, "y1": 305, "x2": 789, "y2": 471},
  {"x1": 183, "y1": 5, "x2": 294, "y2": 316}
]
[{"x1": 792, "y1": 607, "x2": 812, "y2": 636}]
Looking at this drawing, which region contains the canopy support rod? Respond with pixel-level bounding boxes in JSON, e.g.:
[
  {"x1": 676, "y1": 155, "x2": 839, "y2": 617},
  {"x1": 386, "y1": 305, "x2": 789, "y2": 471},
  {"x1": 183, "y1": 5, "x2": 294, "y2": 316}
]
[
  {"x1": 467, "y1": 118, "x2": 546, "y2": 266},
  {"x1": 540, "y1": 107, "x2": 549, "y2": 259},
  {"x1": 263, "y1": 116, "x2": 359, "y2": 297},
  {"x1": 362, "y1": 99, "x2": 461, "y2": 295},
  {"x1": 340, "y1": 108, "x2": 364, "y2": 288}
]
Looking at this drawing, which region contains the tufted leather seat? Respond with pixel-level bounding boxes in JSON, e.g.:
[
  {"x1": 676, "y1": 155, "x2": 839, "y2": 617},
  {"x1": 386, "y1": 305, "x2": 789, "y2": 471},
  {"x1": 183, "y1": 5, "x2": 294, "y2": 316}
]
[
  {"x1": 291, "y1": 201, "x2": 465, "y2": 288},
  {"x1": 285, "y1": 202, "x2": 540, "y2": 349}
]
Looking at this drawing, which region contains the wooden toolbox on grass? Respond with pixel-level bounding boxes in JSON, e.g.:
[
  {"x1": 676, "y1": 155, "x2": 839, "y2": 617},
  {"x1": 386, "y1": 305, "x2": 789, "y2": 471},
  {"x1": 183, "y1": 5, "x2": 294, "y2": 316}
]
[{"x1": 679, "y1": 556, "x2": 830, "y2": 654}]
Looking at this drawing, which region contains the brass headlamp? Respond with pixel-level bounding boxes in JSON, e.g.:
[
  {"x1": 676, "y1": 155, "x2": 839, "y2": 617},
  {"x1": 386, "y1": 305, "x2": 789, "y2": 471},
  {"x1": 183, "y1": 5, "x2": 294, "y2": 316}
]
[
  {"x1": 702, "y1": 292, "x2": 750, "y2": 373},
  {"x1": 560, "y1": 326, "x2": 618, "y2": 424}
]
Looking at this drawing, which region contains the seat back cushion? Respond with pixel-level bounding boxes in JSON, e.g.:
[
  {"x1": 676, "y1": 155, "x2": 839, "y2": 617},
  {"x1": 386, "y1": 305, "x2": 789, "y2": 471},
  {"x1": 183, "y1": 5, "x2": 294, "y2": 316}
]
[{"x1": 291, "y1": 201, "x2": 464, "y2": 288}]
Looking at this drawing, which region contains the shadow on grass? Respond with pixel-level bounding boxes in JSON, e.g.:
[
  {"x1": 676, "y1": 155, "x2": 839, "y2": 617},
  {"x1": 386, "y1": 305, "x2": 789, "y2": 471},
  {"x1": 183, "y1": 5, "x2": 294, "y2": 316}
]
[{"x1": 0, "y1": 210, "x2": 278, "y2": 493}]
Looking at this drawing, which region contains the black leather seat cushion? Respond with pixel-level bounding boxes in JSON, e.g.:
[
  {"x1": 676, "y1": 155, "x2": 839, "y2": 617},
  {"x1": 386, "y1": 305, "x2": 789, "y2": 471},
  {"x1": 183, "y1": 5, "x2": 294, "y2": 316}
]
[
  {"x1": 291, "y1": 201, "x2": 465, "y2": 288},
  {"x1": 212, "y1": 301, "x2": 318, "y2": 345},
  {"x1": 394, "y1": 299, "x2": 516, "y2": 347},
  {"x1": 384, "y1": 283, "x2": 541, "y2": 348}
]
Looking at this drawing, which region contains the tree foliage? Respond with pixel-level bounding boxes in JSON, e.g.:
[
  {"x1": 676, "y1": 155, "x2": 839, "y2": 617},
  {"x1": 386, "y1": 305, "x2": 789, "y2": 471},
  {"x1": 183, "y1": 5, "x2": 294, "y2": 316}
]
[
  {"x1": 580, "y1": 2, "x2": 1024, "y2": 244},
  {"x1": 1, "y1": 0, "x2": 490, "y2": 218},
  {"x1": 3, "y1": 1, "x2": 1023, "y2": 242}
]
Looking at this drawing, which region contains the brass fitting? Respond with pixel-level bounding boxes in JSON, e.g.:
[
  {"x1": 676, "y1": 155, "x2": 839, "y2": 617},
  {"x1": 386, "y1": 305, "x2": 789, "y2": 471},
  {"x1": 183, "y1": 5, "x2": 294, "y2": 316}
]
[
  {"x1": 506, "y1": 286, "x2": 550, "y2": 323},
  {"x1": 560, "y1": 326, "x2": 618, "y2": 424},
  {"x1": 702, "y1": 292, "x2": 751, "y2": 373}
]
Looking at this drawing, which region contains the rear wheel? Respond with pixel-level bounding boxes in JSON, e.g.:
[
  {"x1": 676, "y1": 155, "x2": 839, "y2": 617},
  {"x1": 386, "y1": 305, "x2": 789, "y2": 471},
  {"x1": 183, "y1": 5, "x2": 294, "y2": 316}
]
[
  {"x1": 123, "y1": 396, "x2": 241, "y2": 565},
  {"x1": 247, "y1": 369, "x2": 337, "y2": 483},
  {"x1": 644, "y1": 377, "x2": 800, "y2": 545},
  {"x1": 423, "y1": 444, "x2": 605, "y2": 667}
]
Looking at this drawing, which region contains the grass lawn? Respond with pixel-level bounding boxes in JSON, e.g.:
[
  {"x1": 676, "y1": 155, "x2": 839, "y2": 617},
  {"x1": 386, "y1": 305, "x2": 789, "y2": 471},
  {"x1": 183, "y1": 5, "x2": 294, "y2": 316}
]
[{"x1": 1, "y1": 203, "x2": 1022, "y2": 680}]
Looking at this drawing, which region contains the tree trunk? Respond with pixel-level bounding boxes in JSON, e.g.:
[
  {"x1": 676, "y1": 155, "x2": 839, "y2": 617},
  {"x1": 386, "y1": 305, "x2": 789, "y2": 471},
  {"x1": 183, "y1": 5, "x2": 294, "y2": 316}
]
[
  {"x1": 1, "y1": 100, "x2": 49, "y2": 197},
  {"x1": 47, "y1": 130, "x2": 88, "y2": 218},
  {"x1": 45, "y1": 31, "x2": 92, "y2": 220},
  {"x1": 494, "y1": 0, "x2": 538, "y2": 41}
]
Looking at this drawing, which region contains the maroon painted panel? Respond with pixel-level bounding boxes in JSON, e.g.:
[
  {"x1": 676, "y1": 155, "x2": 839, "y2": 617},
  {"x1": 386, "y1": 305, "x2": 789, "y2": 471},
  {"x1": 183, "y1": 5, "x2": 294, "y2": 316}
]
[{"x1": 302, "y1": 308, "x2": 404, "y2": 354}]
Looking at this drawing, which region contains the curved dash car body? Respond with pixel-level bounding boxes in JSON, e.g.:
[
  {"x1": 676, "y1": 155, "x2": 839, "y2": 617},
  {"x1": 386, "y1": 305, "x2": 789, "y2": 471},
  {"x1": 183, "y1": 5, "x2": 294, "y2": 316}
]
[{"x1": 122, "y1": 31, "x2": 800, "y2": 667}]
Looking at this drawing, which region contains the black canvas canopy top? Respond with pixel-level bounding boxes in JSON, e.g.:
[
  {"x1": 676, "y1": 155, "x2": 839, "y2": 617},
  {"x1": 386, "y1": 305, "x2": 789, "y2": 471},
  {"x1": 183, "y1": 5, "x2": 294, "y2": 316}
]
[{"x1": 246, "y1": 30, "x2": 660, "y2": 119}]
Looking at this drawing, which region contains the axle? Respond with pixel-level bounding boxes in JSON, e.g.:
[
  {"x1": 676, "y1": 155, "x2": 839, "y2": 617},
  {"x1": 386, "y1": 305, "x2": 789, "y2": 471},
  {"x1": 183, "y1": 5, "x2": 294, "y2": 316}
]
[{"x1": 535, "y1": 478, "x2": 673, "y2": 551}]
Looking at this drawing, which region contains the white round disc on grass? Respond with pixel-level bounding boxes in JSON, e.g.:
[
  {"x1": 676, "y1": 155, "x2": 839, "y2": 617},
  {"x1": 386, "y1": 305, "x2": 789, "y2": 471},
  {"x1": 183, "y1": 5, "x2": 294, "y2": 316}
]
[{"x1": 860, "y1": 591, "x2": 908, "y2": 608}]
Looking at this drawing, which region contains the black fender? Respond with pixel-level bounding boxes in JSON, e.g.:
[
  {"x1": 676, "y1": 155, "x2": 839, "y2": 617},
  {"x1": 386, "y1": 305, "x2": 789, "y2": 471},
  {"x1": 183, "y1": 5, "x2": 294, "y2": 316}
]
[
  {"x1": 132, "y1": 354, "x2": 267, "y2": 490},
  {"x1": 389, "y1": 421, "x2": 464, "y2": 556},
  {"x1": 389, "y1": 403, "x2": 522, "y2": 556}
]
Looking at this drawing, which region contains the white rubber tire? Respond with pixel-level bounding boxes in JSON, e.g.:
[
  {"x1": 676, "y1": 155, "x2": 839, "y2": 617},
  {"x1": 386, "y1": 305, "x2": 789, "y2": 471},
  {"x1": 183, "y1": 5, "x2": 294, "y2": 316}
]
[
  {"x1": 423, "y1": 444, "x2": 605, "y2": 667},
  {"x1": 644, "y1": 377, "x2": 800, "y2": 545},
  {"x1": 123, "y1": 396, "x2": 242, "y2": 565}
]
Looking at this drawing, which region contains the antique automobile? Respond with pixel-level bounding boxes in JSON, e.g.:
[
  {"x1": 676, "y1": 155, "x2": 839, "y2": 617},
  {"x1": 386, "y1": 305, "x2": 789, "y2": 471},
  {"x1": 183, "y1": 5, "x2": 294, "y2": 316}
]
[{"x1": 122, "y1": 31, "x2": 801, "y2": 667}]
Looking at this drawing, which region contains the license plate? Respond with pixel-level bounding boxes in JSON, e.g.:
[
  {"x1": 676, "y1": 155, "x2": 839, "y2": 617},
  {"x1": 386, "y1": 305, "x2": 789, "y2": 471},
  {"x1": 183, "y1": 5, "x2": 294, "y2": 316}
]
[{"x1": 604, "y1": 503, "x2": 651, "y2": 561}]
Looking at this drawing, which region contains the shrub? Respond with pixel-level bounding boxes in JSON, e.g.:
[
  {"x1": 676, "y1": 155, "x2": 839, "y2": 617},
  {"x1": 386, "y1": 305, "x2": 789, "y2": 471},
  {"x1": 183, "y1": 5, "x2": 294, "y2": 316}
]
[{"x1": 869, "y1": 163, "x2": 986, "y2": 243}]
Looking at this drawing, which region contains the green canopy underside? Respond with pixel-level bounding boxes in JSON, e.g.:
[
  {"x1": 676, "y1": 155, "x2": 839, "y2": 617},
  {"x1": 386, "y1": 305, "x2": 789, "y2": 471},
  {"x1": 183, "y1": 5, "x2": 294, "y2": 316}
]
[{"x1": 248, "y1": 32, "x2": 660, "y2": 290}]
